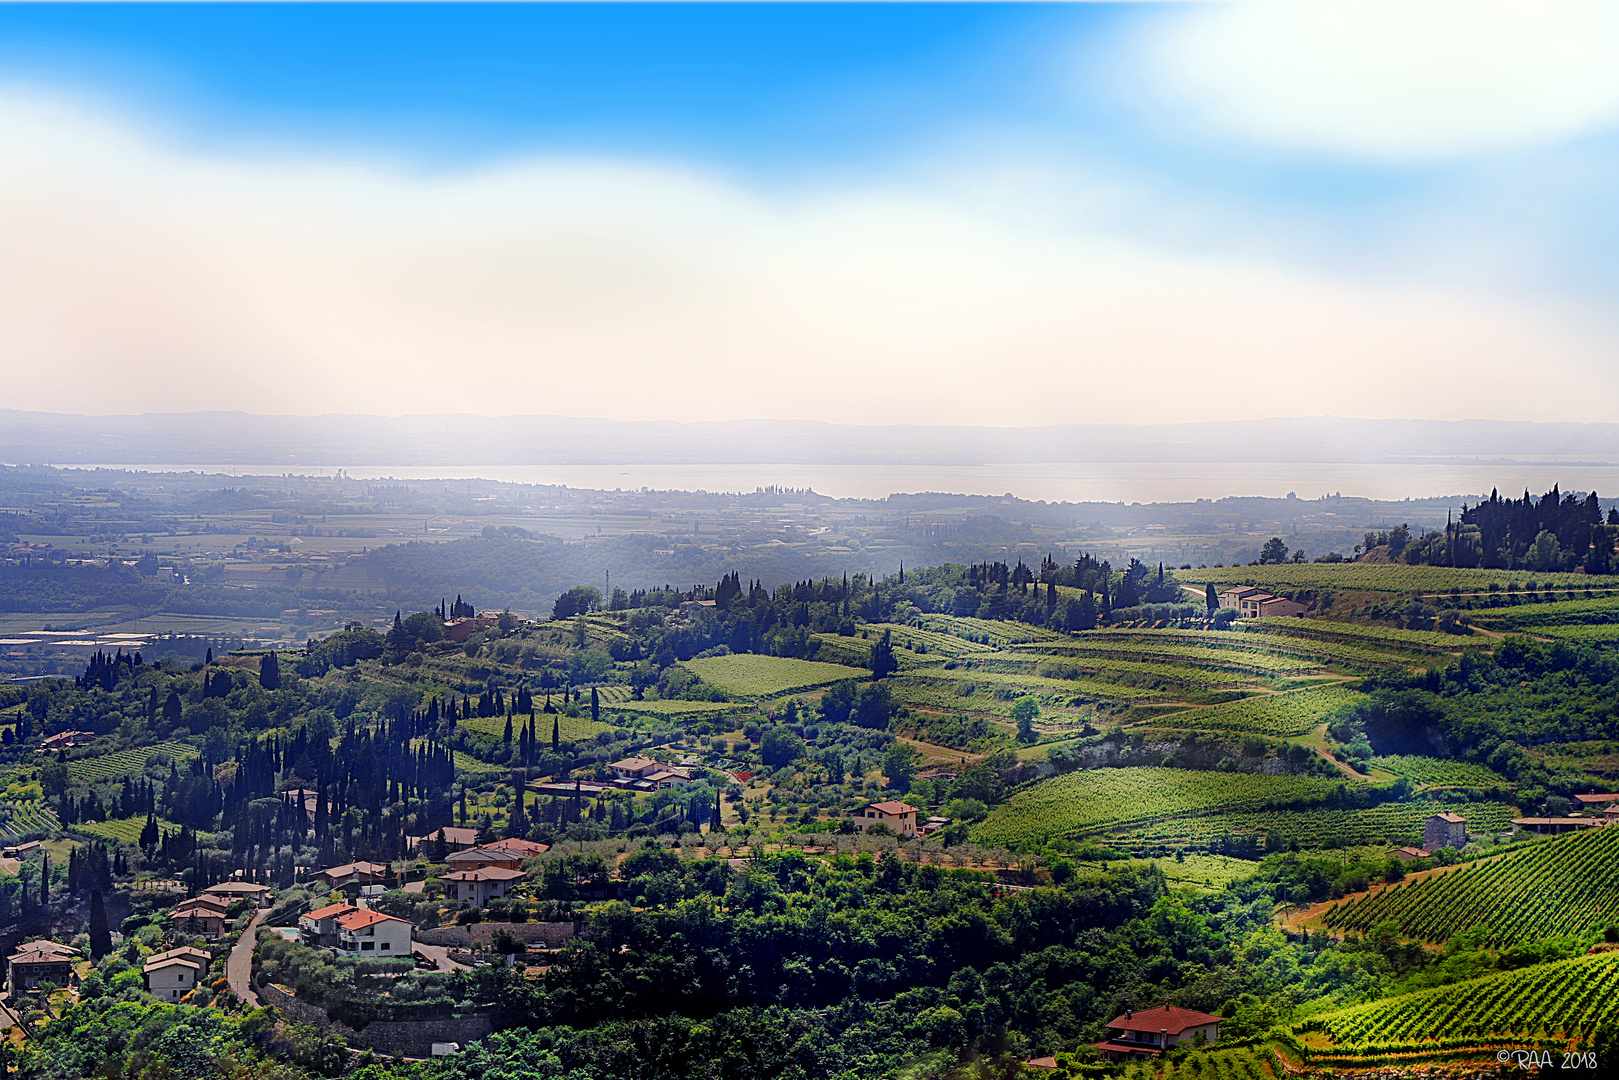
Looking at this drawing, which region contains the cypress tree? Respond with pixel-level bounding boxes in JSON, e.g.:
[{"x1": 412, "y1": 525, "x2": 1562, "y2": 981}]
[
  {"x1": 590, "y1": 686, "x2": 600, "y2": 723},
  {"x1": 88, "y1": 889, "x2": 112, "y2": 959},
  {"x1": 1206, "y1": 583, "x2": 1219, "y2": 615},
  {"x1": 39, "y1": 852, "x2": 48, "y2": 909},
  {"x1": 551, "y1": 714, "x2": 560, "y2": 752},
  {"x1": 259, "y1": 650, "x2": 281, "y2": 691}
]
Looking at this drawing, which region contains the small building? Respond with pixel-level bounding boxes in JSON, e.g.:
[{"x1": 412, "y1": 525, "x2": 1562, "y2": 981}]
[
  {"x1": 1092, "y1": 1006, "x2": 1222, "y2": 1060},
  {"x1": 919, "y1": 816, "x2": 953, "y2": 837},
  {"x1": 1511, "y1": 816, "x2": 1602, "y2": 835},
  {"x1": 1573, "y1": 793, "x2": 1619, "y2": 811},
  {"x1": 853, "y1": 800, "x2": 920, "y2": 837},
  {"x1": 143, "y1": 946, "x2": 211, "y2": 1002},
  {"x1": 444, "y1": 846, "x2": 524, "y2": 872},
  {"x1": 169, "y1": 900, "x2": 229, "y2": 939},
  {"x1": 444, "y1": 618, "x2": 475, "y2": 643},
  {"x1": 1216, "y1": 587, "x2": 1268, "y2": 611},
  {"x1": 3, "y1": 840, "x2": 44, "y2": 858},
  {"x1": 203, "y1": 881, "x2": 273, "y2": 907},
  {"x1": 1250, "y1": 595, "x2": 1308, "y2": 617},
  {"x1": 485, "y1": 837, "x2": 549, "y2": 859},
  {"x1": 313, "y1": 861, "x2": 389, "y2": 889},
  {"x1": 642, "y1": 770, "x2": 691, "y2": 790},
  {"x1": 1386, "y1": 846, "x2": 1430, "y2": 862},
  {"x1": 39, "y1": 730, "x2": 96, "y2": 752},
  {"x1": 300, "y1": 901, "x2": 359, "y2": 947},
  {"x1": 334, "y1": 908, "x2": 412, "y2": 955},
  {"x1": 443, "y1": 866, "x2": 527, "y2": 907},
  {"x1": 6, "y1": 940, "x2": 79, "y2": 997},
  {"x1": 1424, "y1": 813, "x2": 1467, "y2": 853},
  {"x1": 609, "y1": 756, "x2": 675, "y2": 783},
  {"x1": 406, "y1": 826, "x2": 481, "y2": 855}
]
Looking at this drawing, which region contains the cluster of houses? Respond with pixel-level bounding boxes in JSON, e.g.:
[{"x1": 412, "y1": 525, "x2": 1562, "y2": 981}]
[
  {"x1": 1216, "y1": 587, "x2": 1308, "y2": 618},
  {"x1": 166, "y1": 880, "x2": 274, "y2": 940},
  {"x1": 1511, "y1": 793, "x2": 1619, "y2": 834}
]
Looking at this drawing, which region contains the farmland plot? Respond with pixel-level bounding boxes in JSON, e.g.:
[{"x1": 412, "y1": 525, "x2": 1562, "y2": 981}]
[{"x1": 682, "y1": 654, "x2": 868, "y2": 698}]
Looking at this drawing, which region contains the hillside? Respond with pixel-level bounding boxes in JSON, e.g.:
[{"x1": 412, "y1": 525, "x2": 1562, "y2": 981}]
[{"x1": 1325, "y1": 826, "x2": 1619, "y2": 945}]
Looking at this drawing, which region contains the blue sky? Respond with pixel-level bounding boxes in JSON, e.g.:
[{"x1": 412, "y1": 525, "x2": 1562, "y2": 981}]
[{"x1": 1, "y1": 2, "x2": 1618, "y2": 424}]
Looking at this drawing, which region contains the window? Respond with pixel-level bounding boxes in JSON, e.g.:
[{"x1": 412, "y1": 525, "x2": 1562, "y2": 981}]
[
  {"x1": 381, "y1": 942, "x2": 390, "y2": 950},
  {"x1": 361, "y1": 941, "x2": 374, "y2": 951}
]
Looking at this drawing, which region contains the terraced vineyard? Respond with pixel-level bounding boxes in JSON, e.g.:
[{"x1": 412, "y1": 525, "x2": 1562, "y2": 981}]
[
  {"x1": 461, "y1": 713, "x2": 611, "y2": 742},
  {"x1": 865, "y1": 623, "x2": 998, "y2": 658},
  {"x1": 1296, "y1": 951, "x2": 1619, "y2": 1056},
  {"x1": 1326, "y1": 826, "x2": 1619, "y2": 944},
  {"x1": 0, "y1": 799, "x2": 59, "y2": 839},
  {"x1": 1120, "y1": 1044, "x2": 1269, "y2": 1080},
  {"x1": 70, "y1": 814, "x2": 175, "y2": 844},
  {"x1": 912, "y1": 613, "x2": 1062, "y2": 647},
  {"x1": 1471, "y1": 595, "x2": 1619, "y2": 630},
  {"x1": 1370, "y1": 755, "x2": 1508, "y2": 790},
  {"x1": 1245, "y1": 618, "x2": 1469, "y2": 653},
  {"x1": 681, "y1": 654, "x2": 868, "y2": 698},
  {"x1": 1156, "y1": 684, "x2": 1365, "y2": 737},
  {"x1": 1025, "y1": 635, "x2": 1326, "y2": 676},
  {"x1": 1116, "y1": 799, "x2": 1519, "y2": 853},
  {"x1": 66, "y1": 741, "x2": 194, "y2": 782},
  {"x1": 973, "y1": 766, "x2": 1349, "y2": 845},
  {"x1": 1179, "y1": 563, "x2": 1619, "y2": 595}
]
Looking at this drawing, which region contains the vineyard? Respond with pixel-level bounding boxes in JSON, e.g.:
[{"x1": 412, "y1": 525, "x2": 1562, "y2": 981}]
[
  {"x1": 1469, "y1": 595, "x2": 1619, "y2": 630},
  {"x1": 1321, "y1": 829, "x2": 1619, "y2": 945},
  {"x1": 460, "y1": 713, "x2": 611, "y2": 743},
  {"x1": 1370, "y1": 755, "x2": 1509, "y2": 791},
  {"x1": 70, "y1": 814, "x2": 175, "y2": 844},
  {"x1": 1178, "y1": 563, "x2": 1619, "y2": 595},
  {"x1": 1325, "y1": 826, "x2": 1619, "y2": 945},
  {"x1": 0, "y1": 799, "x2": 59, "y2": 840},
  {"x1": 1244, "y1": 618, "x2": 1468, "y2": 654},
  {"x1": 972, "y1": 767, "x2": 1349, "y2": 845},
  {"x1": 680, "y1": 654, "x2": 869, "y2": 698},
  {"x1": 1295, "y1": 951, "x2": 1619, "y2": 1055},
  {"x1": 1155, "y1": 684, "x2": 1365, "y2": 738},
  {"x1": 66, "y1": 741, "x2": 195, "y2": 783},
  {"x1": 911, "y1": 613, "x2": 1063, "y2": 647},
  {"x1": 1119, "y1": 1043, "x2": 1269, "y2": 1080},
  {"x1": 1115, "y1": 799, "x2": 1519, "y2": 853}
]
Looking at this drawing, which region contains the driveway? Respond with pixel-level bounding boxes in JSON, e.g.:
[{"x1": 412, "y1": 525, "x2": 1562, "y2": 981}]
[
  {"x1": 226, "y1": 910, "x2": 266, "y2": 1007},
  {"x1": 410, "y1": 940, "x2": 470, "y2": 972}
]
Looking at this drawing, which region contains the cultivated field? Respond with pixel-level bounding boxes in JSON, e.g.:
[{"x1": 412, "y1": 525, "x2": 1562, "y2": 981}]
[
  {"x1": 1325, "y1": 826, "x2": 1619, "y2": 945},
  {"x1": 681, "y1": 654, "x2": 868, "y2": 698}
]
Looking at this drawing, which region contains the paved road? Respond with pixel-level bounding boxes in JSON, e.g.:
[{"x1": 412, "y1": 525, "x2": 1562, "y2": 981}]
[
  {"x1": 226, "y1": 910, "x2": 266, "y2": 1007},
  {"x1": 410, "y1": 941, "x2": 470, "y2": 972}
]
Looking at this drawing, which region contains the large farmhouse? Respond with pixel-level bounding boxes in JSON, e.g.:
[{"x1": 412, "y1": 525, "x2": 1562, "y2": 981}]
[{"x1": 1092, "y1": 1006, "x2": 1222, "y2": 1060}]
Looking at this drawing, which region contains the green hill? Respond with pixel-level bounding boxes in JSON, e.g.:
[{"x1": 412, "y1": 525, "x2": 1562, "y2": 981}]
[{"x1": 1326, "y1": 826, "x2": 1619, "y2": 945}]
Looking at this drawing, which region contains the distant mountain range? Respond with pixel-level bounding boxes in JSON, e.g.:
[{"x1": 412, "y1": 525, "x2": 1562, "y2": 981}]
[{"x1": 4, "y1": 410, "x2": 1618, "y2": 469}]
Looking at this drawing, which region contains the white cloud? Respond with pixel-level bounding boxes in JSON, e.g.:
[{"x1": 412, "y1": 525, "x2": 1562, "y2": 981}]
[
  {"x1": 0, "y1": 90, "x2": 1614, "y2": 425},
  {"x1": 1132, "y1": 0, "x2": 1619, "y2": 160}
]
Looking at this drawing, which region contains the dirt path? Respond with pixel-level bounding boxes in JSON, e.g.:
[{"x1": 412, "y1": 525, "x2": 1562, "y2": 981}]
[{"x1": 225, "y1": 910, "x2": 265, "y2": 1008}]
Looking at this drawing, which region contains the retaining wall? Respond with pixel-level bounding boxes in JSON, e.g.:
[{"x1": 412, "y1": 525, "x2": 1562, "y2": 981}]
[
  {"x1": 257, "y1": 981, "x2": 492, "y2": 1058},
  {"x1": 413, "y1": 921, "x2": 576, "y2": 949}
]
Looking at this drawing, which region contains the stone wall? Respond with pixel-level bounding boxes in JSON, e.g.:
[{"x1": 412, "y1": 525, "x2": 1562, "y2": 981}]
[
  {"x1": 256, "y1": 981, "x2": 493, "y2": 1059},
  {"x1": 413, "y1": 921, "x2": 576, "y2": 949}
]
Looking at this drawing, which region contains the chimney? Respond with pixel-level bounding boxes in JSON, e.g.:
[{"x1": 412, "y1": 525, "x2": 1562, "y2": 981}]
[{"x1": 1126, "y1": 1010, "x2": 1132, "y2": 1019}]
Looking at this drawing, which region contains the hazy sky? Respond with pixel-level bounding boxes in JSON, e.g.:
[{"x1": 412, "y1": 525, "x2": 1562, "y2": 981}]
[{"x1": 3, "y1": 2, "x2": 1619, "y2": 425}]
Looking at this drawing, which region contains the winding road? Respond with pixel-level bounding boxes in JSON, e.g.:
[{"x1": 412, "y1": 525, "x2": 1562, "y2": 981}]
[{"x1": 225, "y1": 910, "x2": 266, "y2": 1008}]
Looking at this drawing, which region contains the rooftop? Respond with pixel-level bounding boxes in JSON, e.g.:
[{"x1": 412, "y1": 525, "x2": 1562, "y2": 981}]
[
  {"x1": 864, "y1": 800, "x2": 920, "y2": 816},
  {"x1": 304, "y1": 902, "x2": 359, "y2": 922},
  {"x1": 1106, "y1": 1005, "x2": 1223, "y2": 1034},
  {"x1": 335, "y1": 909, "x2": 410, "y2": 931}
]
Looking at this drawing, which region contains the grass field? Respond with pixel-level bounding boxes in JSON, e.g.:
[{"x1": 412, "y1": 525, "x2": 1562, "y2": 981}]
[
  {"x1": 681, "y1": 654, "x2": 869, "y2": 698},
  {"x1": 66, "y1": 741, "x2": 195, "y2": 783},
  {"x1": 973, "y1": 766, "x2": 1351, "y2": 845},
  {"x1": 1325, "y1": 826, "x2": 1619, "y2": 945}
]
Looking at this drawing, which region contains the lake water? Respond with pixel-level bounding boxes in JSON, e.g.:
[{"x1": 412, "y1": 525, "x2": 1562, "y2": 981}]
[{"x1": 47, "y1": 459, "x2": 1619, "y2": 505}]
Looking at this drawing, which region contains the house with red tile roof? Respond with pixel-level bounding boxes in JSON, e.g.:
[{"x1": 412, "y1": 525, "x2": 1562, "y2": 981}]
[
  {"x1": 334, "y1": 908, "x2": 412, "y2": 956},
  {"x1": 299, "y1": 901, "x2": 359, "y2": 947},
  {"x1": 853, "y1": 800, "x2": 920, "y2": 837},
  {"x1": 1092, "y1": 1006, "x2": 1222, "y2": 1060}
]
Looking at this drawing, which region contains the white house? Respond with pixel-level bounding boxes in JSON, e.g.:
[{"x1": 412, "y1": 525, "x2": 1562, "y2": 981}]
[
  {"x1": 443, "y1": 866, "x2": 526, "y2": 907},
  {"x1": 334, "y1": 908, "x2": 412, "y2": 955},
  {"x1": 299, "y1": 901, "x2": 359, "y2": 948},
  {"x1": 143, "y1": 946, "x2": 211, "y2": 1002},
  {"x1": 853, "y1": 800, "x2": 920, "y2": 837}
]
